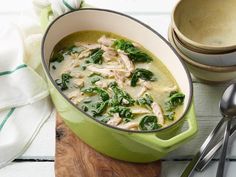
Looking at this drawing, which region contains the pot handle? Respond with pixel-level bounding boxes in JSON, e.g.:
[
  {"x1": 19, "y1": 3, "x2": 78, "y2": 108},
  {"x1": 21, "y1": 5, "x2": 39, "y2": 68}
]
[
  {"x1": 40, "y1": 6, "x2": 52, "y2": 31},
  {"x1": 131, "y1": 103, "x2": 198, "y2": 152}
]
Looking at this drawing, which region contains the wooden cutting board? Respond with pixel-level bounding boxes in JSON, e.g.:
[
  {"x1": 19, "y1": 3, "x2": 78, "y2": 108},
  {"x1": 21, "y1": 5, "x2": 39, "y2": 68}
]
[{"x1": 55, "y1": 114, "x2": 161, "y2": 177}]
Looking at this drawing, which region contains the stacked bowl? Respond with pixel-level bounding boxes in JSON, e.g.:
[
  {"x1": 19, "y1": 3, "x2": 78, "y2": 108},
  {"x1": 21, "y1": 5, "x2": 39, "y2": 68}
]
[{"x1": 169, "y1": 0, "x2": 236, "y2": 83}]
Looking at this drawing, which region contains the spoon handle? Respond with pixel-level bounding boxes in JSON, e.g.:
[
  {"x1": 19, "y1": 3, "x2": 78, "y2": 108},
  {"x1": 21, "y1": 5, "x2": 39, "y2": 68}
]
[
  {"x1": 196, "y1": 124, "x2": 236, "y2": 171},
  {"x1": 181, "y1": 118, "x2": 225, "y2": 177},
  {"x1": 216, "y1": 118, "x2": 232, "y2": 177}
]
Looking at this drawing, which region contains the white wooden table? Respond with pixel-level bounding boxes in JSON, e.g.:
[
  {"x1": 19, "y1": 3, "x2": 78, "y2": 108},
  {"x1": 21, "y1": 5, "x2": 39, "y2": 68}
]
[{"x1": 1, "y1": 0, "x2": 236, "y2": 176}]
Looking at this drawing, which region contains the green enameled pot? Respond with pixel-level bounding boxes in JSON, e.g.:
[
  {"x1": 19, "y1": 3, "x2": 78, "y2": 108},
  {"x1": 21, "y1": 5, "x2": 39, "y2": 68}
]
[{"x1": 41, "y1": 7, "x2": 198, "y2": 163}]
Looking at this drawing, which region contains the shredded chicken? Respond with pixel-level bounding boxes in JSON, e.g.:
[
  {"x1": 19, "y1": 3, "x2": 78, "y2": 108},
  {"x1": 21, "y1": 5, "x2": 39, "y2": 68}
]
[
  {"x1": 95, "y1": 80, "x2": 109, "y2": 89},
  {"x1": 101, "y1": 45, "x2": 117, "y2": 62},
  {"x1": 67, "y1": 90, "x2": 84, "y2": 105},
  {"x1": 137, "y1": 87, "x2": 147, "y2": 98},
  {"x1": 78, "y1": 49, "x2": 91, "y2": 59},
  {"x1": 118, "y1": 122, "x2": 139, "y2": 130},
  {"x1": 131, "y1": 107, "x2": 150, "y2": 114},
  {"x1": 107, "y1": 113, "x2": 122, "y2": 126},
  {"x1": 102, "y1": 52, "x2": 113, "y2": 62},
  {"x1": 118, "y1": 52, "x2": 134, "y2": 73},
  {"x1": 132, "y1": 42, "x2": 142, "y2": 48},
  {"x1": 102, "y1": 64, "x2": 124, "y2": 69},
  {"x1": 138, "y1": 80, "x2": 152, "y2": 89},
  {"x1": 151, "y1": 102, "x2": 164, "y2": 125},
  {"x1": 71, "y1": 59, "x2": 81, "y2": 68},
  {"x1": 70, "y1": 53, "x2": 80, "y2": 60},
  {"x1": 75, "y1": 42, "x2": 101, "y2": 50},
  {"x1": 163, "y1": 85, "x2": 178, "y2": 93},
  {"x1": 113, "y1": 70, "x2": 126, "y2": 88},
  {"x1": 70, "y1": 72, "x2": 84, "y2": 78},
  {"x1": 137, "y1": 81, "x2": 152, "y2": 97},
  {"x1": 73, "y1": 79, "x2": 84, "y2": 88},
  {"x1": 60, "y1": 60, "x2": 75, "y2": 74},
  {"x1": 98, "y1": 35, "x2": 115, "y2": 47},
  {"x1": 87, "y1": 65, "x2": 114, "y2": 77},
  {"x1": 143, "y1": 81, "x2": 152, "y2": 89},
  {"x1": 122, "y1": 99, "x2": 130, "y2": 105}
]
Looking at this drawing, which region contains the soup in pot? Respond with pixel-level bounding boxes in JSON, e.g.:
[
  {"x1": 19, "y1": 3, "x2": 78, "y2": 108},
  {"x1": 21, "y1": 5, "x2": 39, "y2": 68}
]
[{"x1": 49, "y1": 31, "x2": 185, "y2": 131}]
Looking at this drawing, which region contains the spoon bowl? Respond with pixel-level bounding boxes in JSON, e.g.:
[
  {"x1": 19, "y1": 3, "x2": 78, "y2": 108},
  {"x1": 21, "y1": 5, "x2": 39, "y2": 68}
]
[
  {"x1": 220, "y1": 83, "x2": 236, "y2": 117},
  {"x1": 217, "y1": 83, "x2": 236, "y2": 177}
]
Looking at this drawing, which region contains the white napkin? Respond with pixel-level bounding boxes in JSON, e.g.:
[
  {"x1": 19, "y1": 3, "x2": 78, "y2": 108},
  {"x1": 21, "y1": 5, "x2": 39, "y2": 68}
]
[
  {"x1": 0, "y1": 97, "x2": 52, "y2": 168},
  {"x1": 0, "y1": 21, "x2": 52, "y2": 168},
  {"x1": 0, "y1": 0, "x2": 84, "y2": 169}
]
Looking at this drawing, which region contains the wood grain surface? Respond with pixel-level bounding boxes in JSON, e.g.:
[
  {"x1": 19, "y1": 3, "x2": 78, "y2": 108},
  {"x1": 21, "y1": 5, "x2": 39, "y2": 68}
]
[{"x1": 55, "y1": 115, "x2": 161, "y2": 177}]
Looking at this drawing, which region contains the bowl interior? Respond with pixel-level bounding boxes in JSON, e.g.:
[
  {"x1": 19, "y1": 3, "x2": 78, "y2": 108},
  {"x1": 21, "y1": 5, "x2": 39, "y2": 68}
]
[
  {"x1": 174, "y1": 0, "x2": 236, "y2": 48},
  {"x1": 42, "y1": 9, "x2": 192, "y2": 122}
]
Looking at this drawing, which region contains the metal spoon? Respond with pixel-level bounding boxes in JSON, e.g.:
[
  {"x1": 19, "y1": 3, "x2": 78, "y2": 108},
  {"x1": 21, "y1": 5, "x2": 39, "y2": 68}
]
[
  {"x1": 196, "y1": 124, "x2": 236, "y2": 171},
  {"x1": 180, "y1": 83, "x2": 236, "y2": 177},
  {"x1": 216, "y1": 83, "x2": 236, "y2": 177}
]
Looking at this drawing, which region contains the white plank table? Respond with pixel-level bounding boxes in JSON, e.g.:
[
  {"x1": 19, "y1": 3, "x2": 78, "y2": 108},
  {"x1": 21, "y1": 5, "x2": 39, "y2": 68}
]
[{"x1": 1, "y1": 0, "x2": 236, "y2": 176}]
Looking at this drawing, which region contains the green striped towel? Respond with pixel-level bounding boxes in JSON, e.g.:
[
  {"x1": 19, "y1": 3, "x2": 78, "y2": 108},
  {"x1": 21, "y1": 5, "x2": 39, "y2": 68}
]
[{"x1": 0, "y1": 0, "x2": 85, "y2": 169}]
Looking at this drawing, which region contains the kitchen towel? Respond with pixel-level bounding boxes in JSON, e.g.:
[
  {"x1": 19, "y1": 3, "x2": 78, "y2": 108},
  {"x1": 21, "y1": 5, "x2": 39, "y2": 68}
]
[
  {"x1": 0, "y1": 22, "x2": 52, "y2": 168},
  {"x1": 0, "y1": 0, "x2": 84, "y2": 169}
]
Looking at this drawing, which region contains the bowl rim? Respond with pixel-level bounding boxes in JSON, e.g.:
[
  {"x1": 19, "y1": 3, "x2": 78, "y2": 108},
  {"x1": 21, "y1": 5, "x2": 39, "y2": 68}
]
[
  {"x1": 168, "y1": 26, "x2": 236, "y2": 72},
  {"x1": 173, "y1": 30, "x2": 236, "y2": 67},
  {"x1": 41, "y1": 8, "x2": 193, "y2": 134},
  {"x1": 173, "y1": 30, "x2": 236, "y2": 56},
  {"x1": 171, "y1": 0, "x2": 236, "y2": 52}
]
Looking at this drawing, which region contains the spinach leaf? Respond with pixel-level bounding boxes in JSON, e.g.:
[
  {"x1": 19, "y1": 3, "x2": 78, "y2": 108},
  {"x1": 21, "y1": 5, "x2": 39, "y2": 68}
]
[
  {"x1": 109, "y1": 106, "x2": 134, "y2": 120},
  {"x1": 90, "y1": 101, "x2": 108, "y2": 116},
  {"x1": 96, "y1": 115, "x2": 111, "y2": 123},
  {"x1": 164, "y1": 111, "x2": 175, "y2": 121},
  {"x1": 131, "y1": 68, "x2": 156, "y2": 87},
  {"x1": 113, "y1": 39, "x2": 152, "y2": 62},
  {"x1": 165, "y1": 91, "x2": 185, "y2": 111},
  {"x1": 81, "y1": 86, "x2": 109, "y2": 101},
  {"x1": 55, "y1": 73, "x2": 72, "y2": 91},
  {"x1": 109, "y1": 82, "x2": 135, "y2": 106},
  {"x1": 80, "y1": 99, "x2": 108, "y2": 116},
  {"x1": 89, "y1": 73, "x2": 103, "y2": 84},
  {"x1": 127, "y1": 47, "x2": 152, "y2": 63},
  {"x1": 81, "y1": 105, "x2": 89, "y2": 112},
  {"x1": 136, "y1": 93, "x2": 153, "y2": 107},
  {"x1": 52, "y1": 65, "x2": 56, "y2": 70},
  {"x1": 139, "y1": 115, "x2": 162, "y2": 131},
  {"x1": 86, "y1": 48, "x2": 104, "y2": 64},
  {"x1": 51, "y1": 51, "x2": 64, "y2": 63},
  {"x1": 113, "y1": 39, "x2": 134, "y2": 51},
  {"x1": 50, "y1": 45, "x2": 81, "y2": 63},
  {"x1": 83, "y1": 99, "x2": 92, "y2": 104},
  {"x1": 90, "y1": 76, "x2": 101, "y2": 84}
]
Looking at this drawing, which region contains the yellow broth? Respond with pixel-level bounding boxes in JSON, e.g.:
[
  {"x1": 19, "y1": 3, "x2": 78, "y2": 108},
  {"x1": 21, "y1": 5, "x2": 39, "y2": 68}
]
[{"x1": 49, "y1": 31, "x2": 185, "y2": 131}]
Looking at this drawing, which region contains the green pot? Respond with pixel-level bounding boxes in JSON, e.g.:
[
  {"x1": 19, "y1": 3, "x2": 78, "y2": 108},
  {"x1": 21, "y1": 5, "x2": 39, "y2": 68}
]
[{"x1": 41, "y1": 7, "x2": 198, "y2": 162}]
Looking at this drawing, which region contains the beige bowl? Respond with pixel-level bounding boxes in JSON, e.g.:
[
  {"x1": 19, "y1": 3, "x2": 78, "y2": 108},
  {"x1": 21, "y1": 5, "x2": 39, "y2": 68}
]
[
  {"x1": 172, "y1": 0, "x2": 236, "y2": 52},
  {"x1": 168, "y1": 26, "x2": 236, "y2": 83},
  {"x1": 172, "y1": 30, "x2": 236, "y2": 67}
]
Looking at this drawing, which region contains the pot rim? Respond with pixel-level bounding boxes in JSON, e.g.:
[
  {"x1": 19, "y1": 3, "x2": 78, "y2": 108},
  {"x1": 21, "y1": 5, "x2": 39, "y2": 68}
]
[
  {"x1": 171, "y1": 0, "x2": 236, "y2": 52},
  {"x1": 41, "y1": 8, "x2": 193, "y2": 134}
]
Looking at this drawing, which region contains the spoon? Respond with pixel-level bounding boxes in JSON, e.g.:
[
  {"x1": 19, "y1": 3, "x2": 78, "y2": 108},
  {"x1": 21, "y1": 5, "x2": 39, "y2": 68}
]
[
  {"x1": 180, "y1": 83, "x2": 236, "y2": 177},
  {"x1": 216, "y1": 83, "x2": 236, "y2": 177},
  {"x1": 196, "y1": 124, "x2": 236, "y2": 171}
]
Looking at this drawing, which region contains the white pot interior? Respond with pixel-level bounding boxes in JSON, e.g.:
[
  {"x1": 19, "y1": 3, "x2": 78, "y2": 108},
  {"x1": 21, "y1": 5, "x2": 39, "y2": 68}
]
[{"x1": 42, "y1": 9, "x2": 192, "y2": 115}]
